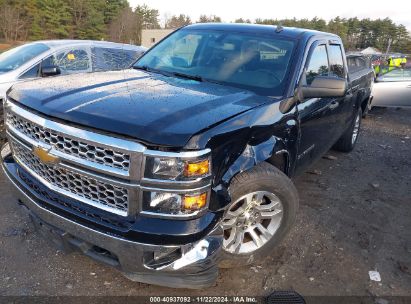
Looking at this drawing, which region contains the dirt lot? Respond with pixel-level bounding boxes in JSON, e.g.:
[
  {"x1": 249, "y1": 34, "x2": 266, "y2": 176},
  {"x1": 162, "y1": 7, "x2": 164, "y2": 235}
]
[{"x1": 0, "y1": 108, "x2": 410, "y2": 301}]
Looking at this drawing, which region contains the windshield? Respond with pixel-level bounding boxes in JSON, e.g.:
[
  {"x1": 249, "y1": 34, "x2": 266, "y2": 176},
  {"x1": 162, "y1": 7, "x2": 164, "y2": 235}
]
[
  {"x1": 0, "y1": 43, "x2": 49, "y2": 72},
  {"x1": 134, "y1": 29, "x2": 296, "y2": 95}
]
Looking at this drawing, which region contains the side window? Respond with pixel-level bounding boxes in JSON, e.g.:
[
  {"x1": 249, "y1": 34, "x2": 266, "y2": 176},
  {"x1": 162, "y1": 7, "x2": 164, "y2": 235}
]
[
  {"x1": 92, "y1": 48, "x2": 141, "y2": 72},
  {"x1": 46, "y1": 48, "x2": 90, "y2": 74},
  {"x1": 328, "y1": 44, "x2": 345, "y2": 78},
  {"x1": 92, "y1": 47, "x2": 122, "y2": 71},
  {"x1": 347, "y1": 57, "x2": 356, "y2": 69},
  {"x1": 19, "y1": 63, "x2": 40, "y2": 79},
  {"x1": 306, "y1": 44, "x2": 329, "y2": 85},
  {"x1": 356, "y1": 57, "x2": 366, "y2": 68},
  {"x1": 383, "y1": 68, "x2": 405, "y2": 78},
  {"x1": 120, "y1": 49, "x2": 142, "y2": 66}
]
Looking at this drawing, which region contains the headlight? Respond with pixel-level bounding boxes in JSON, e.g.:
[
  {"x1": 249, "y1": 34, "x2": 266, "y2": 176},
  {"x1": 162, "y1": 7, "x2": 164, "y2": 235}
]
[
  {"x1": 142, "y1": 149, "x2": 211, "y2": 217},
  {"x1": 143, "y1": 191, "x2": 209, "y2": 216},
  {"x1": 144, "y1": 154, "x2": 211, "y2": 180},
  {"x1": 152, "y1": 158, "x2": 184, "y2": 177}
]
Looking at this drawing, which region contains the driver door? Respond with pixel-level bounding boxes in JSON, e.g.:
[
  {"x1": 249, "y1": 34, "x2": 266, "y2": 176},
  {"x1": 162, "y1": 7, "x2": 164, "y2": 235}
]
[{"x1": 295, "y1": 41, "x2": 346, "y2": 173}]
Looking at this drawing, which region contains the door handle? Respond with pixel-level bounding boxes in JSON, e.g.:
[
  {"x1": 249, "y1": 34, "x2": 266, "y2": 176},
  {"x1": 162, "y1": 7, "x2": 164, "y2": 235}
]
[{"x1": 329, "y1": 101, "x2": 339, "y2": 109}]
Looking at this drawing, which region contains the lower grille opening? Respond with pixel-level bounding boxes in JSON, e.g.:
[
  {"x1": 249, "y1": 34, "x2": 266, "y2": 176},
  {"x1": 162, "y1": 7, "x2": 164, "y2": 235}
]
[{"x1": 89, "y1": 245, "x2": 120, "y2": 267}]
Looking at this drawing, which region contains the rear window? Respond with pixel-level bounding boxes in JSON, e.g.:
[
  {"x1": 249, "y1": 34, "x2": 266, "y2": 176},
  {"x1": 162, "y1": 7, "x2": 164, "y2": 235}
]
[{"x1": 347, "y1": 56, "x2": 371, "y2": 73}]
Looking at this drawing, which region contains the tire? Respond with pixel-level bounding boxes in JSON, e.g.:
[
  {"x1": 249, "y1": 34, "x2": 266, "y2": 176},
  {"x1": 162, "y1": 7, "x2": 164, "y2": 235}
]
[
  {"x1": 333, "y1": 107, "x2": 362, "y2": 152},
  {"x1": 218, "y1": 162, "x2": 299, "y2": 268}
]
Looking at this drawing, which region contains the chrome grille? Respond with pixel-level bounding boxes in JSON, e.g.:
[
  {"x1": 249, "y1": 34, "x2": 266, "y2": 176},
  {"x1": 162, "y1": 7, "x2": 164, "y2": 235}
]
[
  {"x1": 10, "y1": 138, "x2": 129, "y2": 215},
  {"x1": 18, "y1": 170, "x2": 130, "y2": 229},
  {"x1": 6, "y1": 112, "x2": 130, "y2": 172}
]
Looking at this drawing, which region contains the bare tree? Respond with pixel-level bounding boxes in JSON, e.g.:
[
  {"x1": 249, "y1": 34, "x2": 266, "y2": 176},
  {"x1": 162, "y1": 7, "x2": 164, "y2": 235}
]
[
  {"x1": 70, "y1": 0, "x2": 87, "y2": 38},
  {"x1": 108, "y1": 6, "x2": 136, "y2": 43},
  {"x1": 0, "y1": 3, "x2": 27, "y2": 41}
]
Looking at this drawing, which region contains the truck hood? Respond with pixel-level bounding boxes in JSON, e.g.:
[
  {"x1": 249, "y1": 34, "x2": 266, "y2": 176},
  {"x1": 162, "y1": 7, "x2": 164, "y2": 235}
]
[{"x1": 8, "y1": 69, "x2": 271, "y2": 148}]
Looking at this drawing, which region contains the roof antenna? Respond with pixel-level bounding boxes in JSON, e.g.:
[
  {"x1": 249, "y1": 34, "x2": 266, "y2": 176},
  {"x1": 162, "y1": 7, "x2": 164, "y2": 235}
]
[{"x1": 275, "y1": 22, "x2": 284, "y2": 33}]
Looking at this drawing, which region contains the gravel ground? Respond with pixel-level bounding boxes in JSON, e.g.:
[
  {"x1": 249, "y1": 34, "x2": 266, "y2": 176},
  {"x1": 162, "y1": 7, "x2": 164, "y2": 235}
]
[{"x1": 0, "y1": 107, "x2": 410, "y2": 301}]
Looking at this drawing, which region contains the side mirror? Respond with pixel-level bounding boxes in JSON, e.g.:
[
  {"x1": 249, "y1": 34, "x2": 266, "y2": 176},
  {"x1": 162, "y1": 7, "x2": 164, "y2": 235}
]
[
  {"x1": 301, "y1": 76, "x2": 347, "y2": 99},
  {"x1": 41, "y1": 66, "x2": 61, "y2": 77}
]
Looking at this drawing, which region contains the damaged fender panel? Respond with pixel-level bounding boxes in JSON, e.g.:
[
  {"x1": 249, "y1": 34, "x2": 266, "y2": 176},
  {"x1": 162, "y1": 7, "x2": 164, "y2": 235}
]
[{"x1": 186, "y1": 100, "x2": 299, "y2": 212}]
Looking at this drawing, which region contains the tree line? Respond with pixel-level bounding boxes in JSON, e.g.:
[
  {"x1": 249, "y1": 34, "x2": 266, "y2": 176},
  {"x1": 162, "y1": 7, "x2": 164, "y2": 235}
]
[
  {"x1": 252, "y1": 17, "x2": 411, "y2": 53},
  {"x1": 0, "y1": 0, "x2": 161, "y2": 44},
  {"x1": 0, "y1": 0, "x2": 410, "y2": 53}
]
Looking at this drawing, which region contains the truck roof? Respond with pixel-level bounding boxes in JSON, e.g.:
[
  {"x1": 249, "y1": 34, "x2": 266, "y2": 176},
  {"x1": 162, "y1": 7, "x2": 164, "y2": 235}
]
[{"x1": 184, "y1": 23, "x2": 340, "y2": 40}]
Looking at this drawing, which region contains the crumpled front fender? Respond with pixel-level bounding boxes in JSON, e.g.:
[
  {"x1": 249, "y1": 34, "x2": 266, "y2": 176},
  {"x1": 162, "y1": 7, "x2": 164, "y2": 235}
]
[{"x1": 187, "y1": 101, "x2": 299, "y2": 212}]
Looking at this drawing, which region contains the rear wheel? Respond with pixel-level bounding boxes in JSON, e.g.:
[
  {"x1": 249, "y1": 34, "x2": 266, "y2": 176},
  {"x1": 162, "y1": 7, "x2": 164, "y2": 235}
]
[
  {"x1": 333, "y1": 107, "x2": 362, "y2": 152},
  {"x1": 362, "y1": 98, "x2": 371, "y2": 118},
  {"x1": 219, "y1": 162, "x2": 298, "y2": 268}
]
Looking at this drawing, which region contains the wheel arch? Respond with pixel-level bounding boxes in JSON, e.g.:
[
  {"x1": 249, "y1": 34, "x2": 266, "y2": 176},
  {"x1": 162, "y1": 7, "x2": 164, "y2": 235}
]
[
  {"x1": 266, "y1": 150, "x2": 290, "y2": 176},
  {"x1": 209, "y1": 135, "x2": 293, "y2": 212},
  {"x1": 220, "y1": 136, "x2": 291, "y2": 186}
]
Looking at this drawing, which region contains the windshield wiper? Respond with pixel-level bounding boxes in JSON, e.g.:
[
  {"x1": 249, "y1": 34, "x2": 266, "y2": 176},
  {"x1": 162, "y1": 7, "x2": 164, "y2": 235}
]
[
  {"x1": 133, "y1": 66, "x2": 204, "y2": 82},
  {"x1": 133, "y1": 65, "x2": 173, "y2": 78},
  {"x1": 133, "y1": 65, "x2": 150, "y2": 71},
  {"x1": 170, "y1": 72, "x2": 204, "y2": 82}
]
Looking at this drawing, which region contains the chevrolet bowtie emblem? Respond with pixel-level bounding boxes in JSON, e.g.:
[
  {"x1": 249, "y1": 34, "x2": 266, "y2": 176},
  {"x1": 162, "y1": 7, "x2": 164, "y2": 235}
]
[{"x1": 32, "y1": 146, "x2": 60, "y2": 165}]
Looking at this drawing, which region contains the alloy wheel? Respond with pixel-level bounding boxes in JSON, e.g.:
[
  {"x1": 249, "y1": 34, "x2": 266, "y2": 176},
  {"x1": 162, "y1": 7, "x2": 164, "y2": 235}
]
[
  {"x1": 222, "y1": 191, "x2": 284, "y2": 254},
  {"x1": 352, "y1": 112, "x2": 361, "y2": 144}
]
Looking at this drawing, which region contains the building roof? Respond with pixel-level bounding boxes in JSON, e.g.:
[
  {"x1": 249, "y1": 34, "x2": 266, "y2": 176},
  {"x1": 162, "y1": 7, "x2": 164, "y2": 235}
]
[{"x1": 361, "y1": 47, "x2": 382, "y2": 55}]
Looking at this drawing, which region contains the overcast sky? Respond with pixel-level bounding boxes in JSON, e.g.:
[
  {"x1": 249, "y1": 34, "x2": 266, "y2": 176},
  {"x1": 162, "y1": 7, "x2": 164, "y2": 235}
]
[{"x1": 129, "y1": 0, "x2": 411, "y2": 30}]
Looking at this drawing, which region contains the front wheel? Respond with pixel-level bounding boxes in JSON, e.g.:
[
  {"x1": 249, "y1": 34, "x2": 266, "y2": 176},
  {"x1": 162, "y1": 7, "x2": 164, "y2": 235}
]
[{"x1": 219, "y1": 162, "x2": 299, "y2": 268}]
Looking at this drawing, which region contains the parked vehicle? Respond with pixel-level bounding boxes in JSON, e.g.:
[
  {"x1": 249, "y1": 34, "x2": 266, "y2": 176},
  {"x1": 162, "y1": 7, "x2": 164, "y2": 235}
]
[
  {"x1": 1, "y1": 24, "x2": 373, "y2": 288},
  {"x1": 371, "y1": 67, "x2": 411, "y2": 108},
  {"x1": 0, "y1": 40, "x2": 146, "y2": 101},
  {"x1": 346, "y1": 54, "x2": 374, "y2": 116}
]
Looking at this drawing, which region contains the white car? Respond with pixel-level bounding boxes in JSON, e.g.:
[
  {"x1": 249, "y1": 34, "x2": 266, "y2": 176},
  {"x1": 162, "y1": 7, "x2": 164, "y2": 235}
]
[
  {"x1": 0, "y1": 40, "x2": 146, "y2": 101},
  {"x1": 372, "y1": 67, "x2": 411, "y2": 108}
]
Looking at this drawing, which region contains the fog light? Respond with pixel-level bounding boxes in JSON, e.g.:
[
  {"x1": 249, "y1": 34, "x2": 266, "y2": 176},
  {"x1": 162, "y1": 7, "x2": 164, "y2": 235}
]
[
  {"x1": 183, "y1": 193, "x2": 207, "y2": 210},
  {"x1": 184, "y1": 159, "x2": 210, "y2": 177}
]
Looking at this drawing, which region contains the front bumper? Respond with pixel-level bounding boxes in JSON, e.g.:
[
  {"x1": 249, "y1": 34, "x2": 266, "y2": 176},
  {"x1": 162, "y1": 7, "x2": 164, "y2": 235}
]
[{"x1": 1, "y1": 143, "x2": 223, "y2": 289}]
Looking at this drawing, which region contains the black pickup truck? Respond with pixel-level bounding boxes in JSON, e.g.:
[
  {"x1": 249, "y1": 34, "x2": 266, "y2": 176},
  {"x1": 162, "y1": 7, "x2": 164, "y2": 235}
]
[{"x1": 1, "y1": 23, "x2": 373, "y2": 288}]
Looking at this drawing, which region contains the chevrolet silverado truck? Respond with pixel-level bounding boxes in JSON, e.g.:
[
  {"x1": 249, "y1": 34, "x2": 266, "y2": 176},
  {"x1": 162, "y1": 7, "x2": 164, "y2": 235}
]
[{"x1": 1, "y1": 24, "x2": 373, "y2": 288}]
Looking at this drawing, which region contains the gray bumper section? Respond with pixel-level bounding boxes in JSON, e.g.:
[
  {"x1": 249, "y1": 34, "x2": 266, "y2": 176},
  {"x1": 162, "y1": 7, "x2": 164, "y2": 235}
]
[{"x1": 1, "y1": 143, "x2": 223, "y2": 289}]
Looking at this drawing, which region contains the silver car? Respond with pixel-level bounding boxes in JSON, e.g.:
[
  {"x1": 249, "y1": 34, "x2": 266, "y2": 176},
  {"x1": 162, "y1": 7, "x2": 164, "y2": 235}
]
[
  {"x1": 372, "y1": 67, "x2": 411, "y2": 108},
  {"x1": 0, "y1": 40, "x2": 147, "y2": 101}
]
